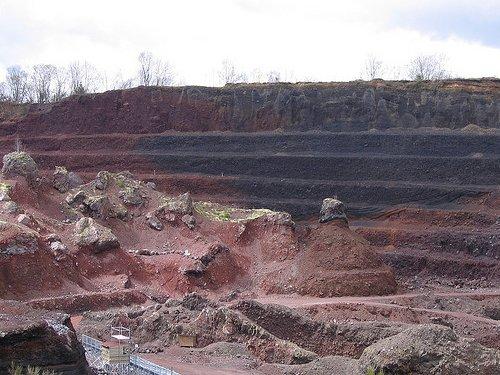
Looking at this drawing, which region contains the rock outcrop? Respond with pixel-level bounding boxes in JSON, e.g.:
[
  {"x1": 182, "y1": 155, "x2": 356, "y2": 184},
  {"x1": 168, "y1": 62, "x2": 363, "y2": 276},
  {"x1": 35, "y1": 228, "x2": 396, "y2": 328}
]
[
  {"x1": 1, "y1": 151, "x2": 39, "y2": 186},
  {"x1": 65, "y1": 189, "x2": 127, "y2": 220},
  {"x1": 7, "y1": 81, "x2": 499, "y2": 137},
  {"x1": 53, "y1": 166, "x2": 82, "y2": 193},
  {"x1": 235, "y1": 300, "x2": 408, "y2": 358},
  {"x1": 74, "y1": 217, "x2": 119, "y2": 253},
  {"x1": 0, "y1": 301, "x2": 89, "y2": 374},
  {"x1": 0, "y1": 220, "x2": 38, "y2": 255},
  {"x1": 145, "y1": 211, "x2": 163, "y2": 230},
  {"x1": 79, "y1": 294, "x2": 317, "y2": 365},
  {"x1": 0, "y1": 182, "x2": 12, "y2": 201},
  {"x1": 158, "y1": 192, "x2": 193, "y2": 215},
  {"x1": 319, "y1": 198, "x2": 348, "y2": 225},
  {"x1": 359, "y1": 324, "x2": 500, "y2": 375}
]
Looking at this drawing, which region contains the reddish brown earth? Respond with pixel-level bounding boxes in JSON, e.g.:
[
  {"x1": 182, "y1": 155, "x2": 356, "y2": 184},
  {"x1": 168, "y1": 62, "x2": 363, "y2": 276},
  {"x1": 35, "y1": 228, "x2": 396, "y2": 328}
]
[
  {"x1": 0, "y1": 81, "x2": 498, "y2": 374},
  {"x1": 0, "y1": 172, "x2": 396, "y2": 301}
]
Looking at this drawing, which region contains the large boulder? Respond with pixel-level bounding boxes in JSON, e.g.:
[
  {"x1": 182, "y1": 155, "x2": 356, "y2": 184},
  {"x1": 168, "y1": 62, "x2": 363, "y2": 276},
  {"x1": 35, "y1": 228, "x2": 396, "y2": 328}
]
[
  {"x1": 74, "y1": 217, "x2": 119, "y2": 253},
  {"x1": 145, "y1": 211, "x2": 164, "y2": 230},
  {"x1": 65, "y1": 190, "x2": 127, "y2": 220},
  {"x1": 52, "y1": 166, "x2": 82, "y2": 193},
  {"x1": 358, "y1": 324, "x2": 500, "y2": 375},
  {"x1": 1, "y1": 151, "x2": 39, "y2": 187},
  {"x1": 159, "y1": 192, "x2": 193, "y2": 215},
  {"x1": 94, "y1": 170, "x2": 111, "y2": 190},
  {"x1": 319, "y1": 198, "x2": 348, "y2": 225}
]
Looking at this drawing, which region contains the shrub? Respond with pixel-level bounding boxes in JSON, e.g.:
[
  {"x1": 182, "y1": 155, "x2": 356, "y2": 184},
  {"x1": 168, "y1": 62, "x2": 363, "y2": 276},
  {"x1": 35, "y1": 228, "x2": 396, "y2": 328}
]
[{"x1": 9, "y1": 363, "x2": 57, "y2": 375}]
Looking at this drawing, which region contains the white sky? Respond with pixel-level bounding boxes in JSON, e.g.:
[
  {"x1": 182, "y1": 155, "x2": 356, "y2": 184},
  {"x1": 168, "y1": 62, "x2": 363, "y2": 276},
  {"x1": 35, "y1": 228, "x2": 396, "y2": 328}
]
[{"x1": 0, "y1": 0, "x2": 499, "y2": 85}]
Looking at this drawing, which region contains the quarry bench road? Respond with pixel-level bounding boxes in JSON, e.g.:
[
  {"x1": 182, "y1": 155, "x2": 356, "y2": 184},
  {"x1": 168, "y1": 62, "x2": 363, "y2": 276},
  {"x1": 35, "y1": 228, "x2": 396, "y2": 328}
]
[{"x1": 254, "y1": 290, "x2": 500, "y2": 325}]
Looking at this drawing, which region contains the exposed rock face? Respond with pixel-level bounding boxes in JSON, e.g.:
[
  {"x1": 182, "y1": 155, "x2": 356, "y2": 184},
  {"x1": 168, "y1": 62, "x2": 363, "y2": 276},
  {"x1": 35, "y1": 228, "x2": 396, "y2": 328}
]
[
  {"x1": 235, "y1": 300, "x2": 408, "y2": 358},
  {"x1": 1, "y1": 151, "x2": 39, "y2": 186},
  {"x1": 115, "y1": 171, "x2": 145, "y2": 206},
  {"x1": 181, "y1": 243, "x2": 230, "y2": 277},
  {"x1": 0, "y1": 200, "x2": 19, "y2": 214},
  {"x1": 65, "y1": 189, "x2": 127, "y2": 220},
  {"x1": 84, "y1": 195, "x2": 115, "y2": 219},
  {"x1": 53, "y1": 166, "x2": 70, "y2": 193},
  {"x1": 79, "y1": 294, "x2": 317, "y2": 365},
  {"x1": 159, "y1": 192, "x2": 193, "y2": 215},
  {"x1": 50, "y1": 241, "x2": 68, "y2": 260},
  {"x1": 145, "y1": 211, "x2": 163, "y2": 230},
  {"x1": 263, "y1": 211, "x2": 295, "y2": 227},
  {"x1": 181, "y1": 214, "x2": 196, "y2": 229},
  {"x1": 0, "y1": 182, "x2": 12, "y2": 201},
  {"x1": 74, "y1": 217, "x2": 119, "y2": 253},
  {"x1": 63, "y1": 171, "x2": 159, "y2": 221},
  {"x1": 52, "y1": 166, "x2": 82, "y2": 193},
  {"x1": 9, "y1": 81, "x2": 499, "y2": 137},
  {"x1": 119, "y1": 186, "x2": 143, "y2": 205},
  {"x1": 94, "y1": 170, "x2": 110, "y2": 190},
  {"x1": 0, "y1": 220, "x2": 38, "y2": 255},
  {"x1": 320, "y1": 198, "x2": 348, "y2": 225},
  {"x1": 0, "y1": 301, "x2": 89, "y2": 374},
  {"x1": 358, "y1": 324, "x2": 500, "y2": 375},
  {"x1": 16, "y1": 213, "x2": 33, "y2": 227}
]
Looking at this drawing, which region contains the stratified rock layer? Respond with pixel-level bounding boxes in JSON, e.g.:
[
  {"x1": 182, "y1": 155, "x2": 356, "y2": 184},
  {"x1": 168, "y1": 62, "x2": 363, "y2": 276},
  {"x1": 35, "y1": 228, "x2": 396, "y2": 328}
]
[{"x1": 0, "y1": 301, "x2": 88, "y2": 374}]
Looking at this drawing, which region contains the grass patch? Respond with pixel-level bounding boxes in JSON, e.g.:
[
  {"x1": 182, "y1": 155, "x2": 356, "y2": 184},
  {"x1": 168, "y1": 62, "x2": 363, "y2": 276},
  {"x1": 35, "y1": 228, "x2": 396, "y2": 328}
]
[{"x1": 366, "y1": 367, "x2": 384, "y2": 375}]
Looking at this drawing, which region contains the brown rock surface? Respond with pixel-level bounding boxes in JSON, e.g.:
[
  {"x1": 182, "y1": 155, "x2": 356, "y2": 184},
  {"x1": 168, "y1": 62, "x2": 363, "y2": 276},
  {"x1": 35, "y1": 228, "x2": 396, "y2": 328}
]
[
  {"x1": 359, "y1": 324, "x2": 500, "y2": 375},
  {"x1": 0, "y1": 300, "x2": 89, "y2": 374}
]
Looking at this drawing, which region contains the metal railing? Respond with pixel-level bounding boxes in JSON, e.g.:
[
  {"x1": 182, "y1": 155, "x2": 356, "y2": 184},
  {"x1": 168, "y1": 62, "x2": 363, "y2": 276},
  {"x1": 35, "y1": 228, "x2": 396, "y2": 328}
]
[
  {"x1": 82, "y1": 334, "x2": 103, "y2": 352},
  {"x1": 130, "y1": 355, "x2": 181, "y2": 375}
]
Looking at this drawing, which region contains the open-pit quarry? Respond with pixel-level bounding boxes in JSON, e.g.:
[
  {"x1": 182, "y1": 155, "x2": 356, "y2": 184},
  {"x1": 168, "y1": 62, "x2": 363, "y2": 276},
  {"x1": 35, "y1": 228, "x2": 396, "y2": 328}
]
[{"x1": 0, "y1": 79, "x2": 499, "y2": 375}]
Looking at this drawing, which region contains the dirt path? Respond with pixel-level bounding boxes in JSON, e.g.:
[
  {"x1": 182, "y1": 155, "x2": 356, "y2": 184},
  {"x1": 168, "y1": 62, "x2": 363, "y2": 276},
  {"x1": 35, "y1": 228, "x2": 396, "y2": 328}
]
[{"x1": 255, "y1": 290, "x2": 500, "y2": 325}]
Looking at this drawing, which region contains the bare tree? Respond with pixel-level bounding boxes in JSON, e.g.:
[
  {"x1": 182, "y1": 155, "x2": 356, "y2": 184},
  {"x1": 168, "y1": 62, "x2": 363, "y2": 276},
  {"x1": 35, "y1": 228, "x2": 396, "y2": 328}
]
[
  {"x1": 68, "y1": 61, "x2": 100, "y2": 95},
  {"x1": 363, "y1": 55, "x2": 384, "y2": 80},
  {"x1": 111, "y1": 72, "x2": 135, "y2": 89},
  {"x1": 52, "y1": 66, "x2": 68, "y2": 101},
  {"x1": 107, "y1": 71, "x2": 135, "y2": 90},
  {"x1": 249, "y1": 68, "x2": 264, "y2": 82},
  {"x1": 6, "y1": 65, "x2": 29, "y2": 103},
  {"x1": 218, "y1": 60, "x2": 247, "y2": 85},
  {"x1": 386, "y1": 65, "x2": 404, "y2": 81},
  {"x1": 137, "y1": 51, "x2": 174, "y2": 86},
  {"x1": 137, "y1": 52, "x2": 154, "y2": 86},
  {"x1": 407, "y1": 54, "x2": 449, "y2": 81},
  {"x1": 152, "y1": 60, "x2": 174, "y2": 86},
  {"x1": 30, "y1": 64, "x2": 57, "y2": 103},
  {"x1": 267, "y1": 70, "x2": 281, "y2": 83},
  {"x1": 0, "y1": 82, "x2": 7, "y2": 101}
]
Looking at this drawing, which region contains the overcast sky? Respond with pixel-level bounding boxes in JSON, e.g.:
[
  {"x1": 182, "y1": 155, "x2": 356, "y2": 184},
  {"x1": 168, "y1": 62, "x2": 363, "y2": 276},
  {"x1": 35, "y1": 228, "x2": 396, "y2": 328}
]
[{"x1": 0, "y1": 0, "x2": 499, "y2": 85}]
